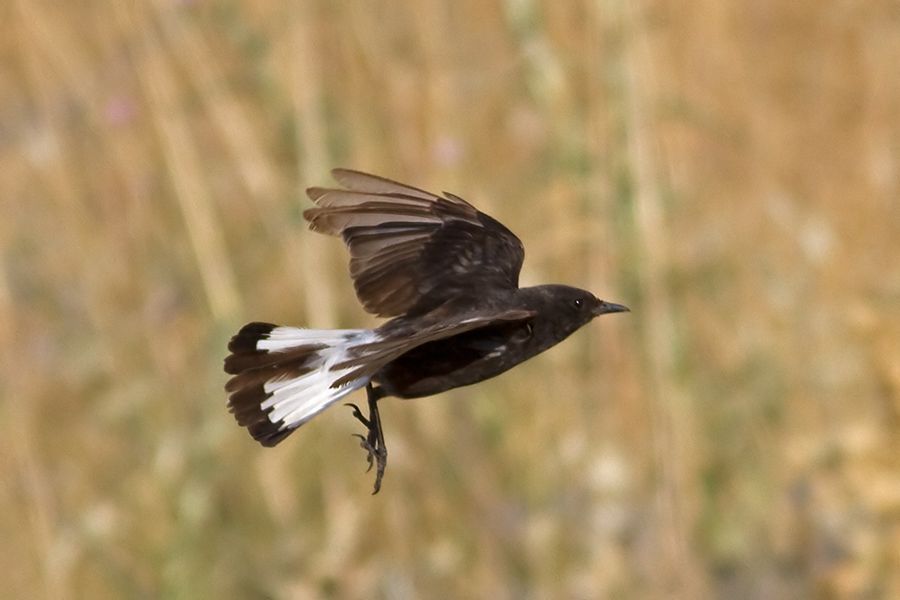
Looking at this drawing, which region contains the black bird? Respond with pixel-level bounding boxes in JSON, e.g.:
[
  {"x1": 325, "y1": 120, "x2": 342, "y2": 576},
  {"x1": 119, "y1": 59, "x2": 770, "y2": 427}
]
[{"x1": 225, "y1": 169, "x2": 629, "y2": 493}]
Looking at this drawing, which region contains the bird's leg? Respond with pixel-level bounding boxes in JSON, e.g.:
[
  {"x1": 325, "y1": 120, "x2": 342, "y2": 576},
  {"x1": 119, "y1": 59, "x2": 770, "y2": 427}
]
[
  {"x1": 344, "y1": 384, "x2": 387, "y2": 494},
  {"x1": 366, "y1": 385, "x2": 387, "y2": 494},
  {"x1": 346, "y1": 402, "x2": 375, "y2": 472}
]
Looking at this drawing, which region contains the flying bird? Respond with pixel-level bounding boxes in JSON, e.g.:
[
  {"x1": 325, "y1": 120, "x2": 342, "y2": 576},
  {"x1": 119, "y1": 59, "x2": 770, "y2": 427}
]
[{"x1": 225, "y1": 169, "x2": 629, "y2": 493}]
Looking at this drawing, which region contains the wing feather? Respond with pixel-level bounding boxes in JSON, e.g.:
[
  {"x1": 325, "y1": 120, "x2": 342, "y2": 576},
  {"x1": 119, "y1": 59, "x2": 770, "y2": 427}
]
[{"x1": 304, "y1": 169, "x2": 525, "y2": 317}]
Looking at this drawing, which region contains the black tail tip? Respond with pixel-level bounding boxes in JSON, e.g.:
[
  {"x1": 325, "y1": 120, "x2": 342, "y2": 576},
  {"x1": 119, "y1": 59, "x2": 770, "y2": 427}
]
[{"x1": 227, "y1": 322, "x2": 277, "y2": 354}]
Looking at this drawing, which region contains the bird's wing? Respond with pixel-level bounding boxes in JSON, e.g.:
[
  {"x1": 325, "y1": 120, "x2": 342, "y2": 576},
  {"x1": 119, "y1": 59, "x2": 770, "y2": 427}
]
[{"x1": 304, "y1": 169, "x2": 525, "y2": 317}]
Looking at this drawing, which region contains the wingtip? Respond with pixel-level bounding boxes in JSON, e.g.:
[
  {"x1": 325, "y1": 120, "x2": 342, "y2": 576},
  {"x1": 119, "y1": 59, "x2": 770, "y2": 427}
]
[
  {"x1": 306, "y1": 186, "x2": 327, "y2": 201},
  {"x1": 331, "y1": 167, "x2": 364, "y2": 185},
  {"x1": 302, "y1": 208, "x2": 327, "y2": 231}
]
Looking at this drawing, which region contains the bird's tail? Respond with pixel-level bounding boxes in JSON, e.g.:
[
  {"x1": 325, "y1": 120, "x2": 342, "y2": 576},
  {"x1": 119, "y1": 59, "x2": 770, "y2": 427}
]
[{"x1": 224, "y1": 322, "x2": 381, "y2": 446}]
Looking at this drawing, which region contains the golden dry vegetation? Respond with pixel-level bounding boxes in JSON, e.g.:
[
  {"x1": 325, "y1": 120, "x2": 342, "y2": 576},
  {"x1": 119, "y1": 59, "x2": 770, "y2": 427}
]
[{"x1": 2, "y1": 1, "x2": 899, "y2": 598}]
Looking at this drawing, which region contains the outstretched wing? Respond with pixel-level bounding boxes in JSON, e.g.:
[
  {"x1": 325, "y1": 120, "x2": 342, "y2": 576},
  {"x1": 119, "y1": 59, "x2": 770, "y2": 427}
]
[{"x1": 304, "y1": 169, "x2": 525, "y2": 317}]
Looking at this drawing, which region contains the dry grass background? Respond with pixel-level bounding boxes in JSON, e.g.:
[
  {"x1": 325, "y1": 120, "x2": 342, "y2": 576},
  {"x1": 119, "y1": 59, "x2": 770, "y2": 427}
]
[{"x1": 2, "y1": 0, "x2": 899, "y2": 598}]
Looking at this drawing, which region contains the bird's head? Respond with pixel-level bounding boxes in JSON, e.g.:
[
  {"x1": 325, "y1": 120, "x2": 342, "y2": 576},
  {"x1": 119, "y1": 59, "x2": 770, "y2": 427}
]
[
  {"x1": 523, "y1": 284, "x2": 629, "y2": 343},
  {"x1": 557, "y1": 286, "x2": 629, "y2": 322}
]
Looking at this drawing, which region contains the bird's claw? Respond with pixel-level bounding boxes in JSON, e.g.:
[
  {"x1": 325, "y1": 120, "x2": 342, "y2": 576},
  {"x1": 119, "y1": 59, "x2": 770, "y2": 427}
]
[
  {"x1": 345, "y1": 403, "x2": 371, "y2": 427},
  {"x1": 346, "y1": 386, "x2": 388, "y2": 494},
  {"x1": 352, "y1": 433, "x2": 376, "y2": 472}
]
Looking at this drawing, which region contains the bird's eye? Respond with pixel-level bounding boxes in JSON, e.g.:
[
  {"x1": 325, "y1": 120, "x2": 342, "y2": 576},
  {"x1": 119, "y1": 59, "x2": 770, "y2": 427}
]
[{"x1": 573, "y1": 298, "x2": 584, "y2": 309}]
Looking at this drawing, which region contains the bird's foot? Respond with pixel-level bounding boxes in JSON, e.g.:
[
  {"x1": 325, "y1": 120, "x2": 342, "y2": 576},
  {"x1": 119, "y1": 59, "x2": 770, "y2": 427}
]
[
  {"x1": 345, "y1": 385, "x2": 387, "y2": 494},
  {"x1": 345, "y1": 403, "x2": 371, "y2": 428}
]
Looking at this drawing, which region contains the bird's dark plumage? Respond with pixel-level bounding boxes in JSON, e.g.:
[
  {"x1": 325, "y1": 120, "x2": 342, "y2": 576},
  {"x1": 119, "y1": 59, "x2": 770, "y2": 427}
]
[
  {"x1": 225, "y1": 169, "x2": 629, "y2": 492},
  {"x1": 304, "y1": 168, "x2": 525, "y2": 317}
]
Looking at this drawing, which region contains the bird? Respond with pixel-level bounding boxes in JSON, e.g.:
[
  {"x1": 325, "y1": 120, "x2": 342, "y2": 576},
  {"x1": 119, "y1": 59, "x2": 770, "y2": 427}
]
[{"x1": 224, "y1": 169, "x2": 629, "y2": 493}]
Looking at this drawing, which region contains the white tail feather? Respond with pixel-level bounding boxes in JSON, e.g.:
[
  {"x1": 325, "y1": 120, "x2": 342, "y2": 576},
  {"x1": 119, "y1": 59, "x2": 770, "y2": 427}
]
[{"x1": 260, "y1": 328, "x2": 376, "y2": 431}]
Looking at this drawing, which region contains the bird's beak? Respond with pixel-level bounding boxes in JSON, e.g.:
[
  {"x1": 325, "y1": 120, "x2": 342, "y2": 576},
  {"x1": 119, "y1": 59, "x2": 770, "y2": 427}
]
[{"x1": 594, "y1": 301, "x2": 630, "y2": 316}]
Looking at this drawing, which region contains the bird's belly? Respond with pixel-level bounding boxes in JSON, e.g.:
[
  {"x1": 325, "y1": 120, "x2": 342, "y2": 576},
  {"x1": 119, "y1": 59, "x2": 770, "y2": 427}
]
[
  {"x1": 373, "y1": 326, "x2": 531, "y2": 399},
  {"x1": 375, "y1": 351, "x2": 518, "y2": 398}
]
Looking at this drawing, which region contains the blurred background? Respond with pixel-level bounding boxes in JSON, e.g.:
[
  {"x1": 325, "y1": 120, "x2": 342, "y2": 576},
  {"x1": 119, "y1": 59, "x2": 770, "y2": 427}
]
[{"x1": 2, "y1": 0, "x2": 899, "y2": 598}]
